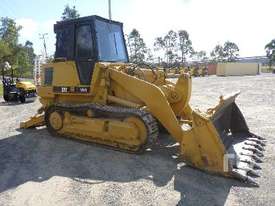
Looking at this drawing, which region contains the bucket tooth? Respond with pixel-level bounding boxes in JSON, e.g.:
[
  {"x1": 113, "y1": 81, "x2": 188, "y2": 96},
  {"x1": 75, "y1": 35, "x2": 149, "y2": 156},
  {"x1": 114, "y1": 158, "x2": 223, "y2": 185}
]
[
  {"x1": 242, "y1": 151, "x2": 264, "y2": 163},
  {"x1": 244, "y1": 141, "x2": 265, "y2": 151},
  {"x1": 249, "y1": 134, "x2": 267, "y2": 144},
  {"x1": 254, "y1": 135, "x2": 266, "y2": 141},
  {"x1": 232, "y1": 169, "x2": 259, "y2": 187},
  {"x1": 252, "y1": 162, "x2": 262, "y2": 170},
  {"x1": 247, "y1": 138, "x2": 266, "y2": 146},
  {"x1": 253, "y1": 156, "x2": 263, "y2": 163},
  {"x1": 249, "y1": 154, "x2": 263, "y2": 163},
  {"x1": 242, "y1": 146, "x2": 264, "y2": 157},
  {"x1": 247, "y1": 169, "x2": 260, "y2": 178},
  {"x1": 254, "y1": 149, "x2": 264, "y2": 157},
  {"x1": 234, "y1": 162, "x2": 259, "y2": 176},
  {"x1": 232, "y1": 168, "x2": 246, "y2": 180},
  {"x1": 240, "y1": 159, "x2": 262, "y2": 170},
  {"x1": 239, "y1": 152, "x2": 263, "y2": 163},
  {"x1": 260, "y1": 142, "x2": 266, "y2": 147},
  {"x1": 246, "y1": 176, "x2": 259, "y2": 187}
]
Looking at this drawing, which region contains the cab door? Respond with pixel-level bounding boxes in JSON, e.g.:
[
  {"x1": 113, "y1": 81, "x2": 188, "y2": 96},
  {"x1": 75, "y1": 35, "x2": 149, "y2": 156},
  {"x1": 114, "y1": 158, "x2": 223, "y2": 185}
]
[{"x1": 75, "y1": 24, "x2": 95, "y2": 85}]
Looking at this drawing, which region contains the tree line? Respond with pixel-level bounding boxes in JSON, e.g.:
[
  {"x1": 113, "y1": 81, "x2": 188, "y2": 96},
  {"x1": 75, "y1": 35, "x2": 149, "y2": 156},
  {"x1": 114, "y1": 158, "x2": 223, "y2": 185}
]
[
  {"x1": 126, "y1": 28, "x2": 241, "y2": 67},
  {"x1": 0, "y1": 17, "x2": 35, "y2": 78},
  {"x1": 63, "y1": 4, "x2": 275, "y2": 68}
]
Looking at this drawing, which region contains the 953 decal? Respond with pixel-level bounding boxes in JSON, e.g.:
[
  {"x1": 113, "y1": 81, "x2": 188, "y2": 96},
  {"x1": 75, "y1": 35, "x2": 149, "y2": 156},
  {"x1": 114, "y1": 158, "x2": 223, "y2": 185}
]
[{"x1": 53, "y1": 86, "x2": 90, "y2": 93}]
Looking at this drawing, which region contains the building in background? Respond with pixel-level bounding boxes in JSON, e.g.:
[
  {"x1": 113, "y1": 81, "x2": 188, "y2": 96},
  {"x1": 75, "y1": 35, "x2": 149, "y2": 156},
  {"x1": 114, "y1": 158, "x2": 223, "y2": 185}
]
[{"x1": 216, "y1": 63, "x2": 260, "y2": 76}]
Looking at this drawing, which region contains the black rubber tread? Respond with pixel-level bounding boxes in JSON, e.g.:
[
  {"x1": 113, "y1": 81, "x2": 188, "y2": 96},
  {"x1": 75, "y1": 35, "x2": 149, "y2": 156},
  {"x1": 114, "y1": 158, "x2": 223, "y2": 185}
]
[
  {"x1": 19, "y1": 95, "x2": 26, "y2": 103},
  {"x1": 45, "y1": 103, "x2": 159, "y2": 153}
]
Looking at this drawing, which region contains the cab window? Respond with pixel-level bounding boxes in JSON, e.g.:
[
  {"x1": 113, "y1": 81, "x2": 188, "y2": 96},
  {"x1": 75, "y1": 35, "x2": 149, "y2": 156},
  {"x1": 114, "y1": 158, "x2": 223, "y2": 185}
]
[{"x1": 75, "y1": 25, "x2": 94, "y2": 58}]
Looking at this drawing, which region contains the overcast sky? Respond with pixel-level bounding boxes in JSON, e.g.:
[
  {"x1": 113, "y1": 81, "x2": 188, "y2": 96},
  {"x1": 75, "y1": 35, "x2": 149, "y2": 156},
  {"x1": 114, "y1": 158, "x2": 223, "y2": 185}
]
[{"x1": 1, "y1": 0, "x2": 274, "y2": 57}]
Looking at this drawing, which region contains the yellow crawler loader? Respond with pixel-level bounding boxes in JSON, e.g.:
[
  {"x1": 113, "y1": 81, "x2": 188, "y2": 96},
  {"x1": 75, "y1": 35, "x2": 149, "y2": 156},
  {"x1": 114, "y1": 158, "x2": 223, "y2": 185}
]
[{"x1": 21, "y1": 15, "x2": 265, "y2": 185}]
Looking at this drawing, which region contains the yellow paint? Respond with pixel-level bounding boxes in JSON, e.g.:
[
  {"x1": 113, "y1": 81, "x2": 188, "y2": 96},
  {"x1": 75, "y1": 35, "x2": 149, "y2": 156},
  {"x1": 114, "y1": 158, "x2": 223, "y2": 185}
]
[{"x1": 16, "y1": 81, "x2": 36, "y2": 91}]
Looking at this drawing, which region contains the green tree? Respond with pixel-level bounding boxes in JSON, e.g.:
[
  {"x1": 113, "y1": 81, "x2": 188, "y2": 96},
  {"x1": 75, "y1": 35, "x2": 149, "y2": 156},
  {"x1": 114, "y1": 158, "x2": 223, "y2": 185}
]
[
  {"x1": 211, "y1": 41, "x2": 239, "y2": 62},
  {"x1": 210, "y1": 44, "x2": 224, "y2": 62},
  {"x1": 164, "y1": 30, "x2": 178, "y2": 65},
  {"x1": 178, "y1": 30, "x2": 193, "y2": 65},
  {"x1": 265, "y1": 39, "x2": 275, "y2": 68},
  {"x1": 0, "y1": 17, "x2": 22, "y2": 66},
  {"x1": 223, "y1": 41, "x2": 239, "y2": 62},
  {"x1": 127, "y1": 29, "x2": 147, "y2": 64},
  {"x1": 14, "y1": 41, "x2": 36, "y2": 77},
  {"x1": 61, "y1": 5, "x2": 80, "y2": 20},
  {"x1": 0, "y1": 17, "x2": 22, "y2": 47},
  {"x1": 154, "y1": 37, "x2": 166, "y2": 63},
  {"x1": 0, "y1": 18, "x2": 36, "y2": 78},
  {"x1": 193, "y1": 50, "x2": 208, "y2": 62},
  {"x1": 146, "y1": 48, "x2": 154, "y2": 63},
  {"x1": 0, "y1": 40, "x2": 11, "y2": 60},
  {"x1": 24, "y1": 40, "x2": 35, "y2": 65},
  {"x1": 15, "y1": 45, "x2": 30, "y2": 77},
  {"x1": 154, "y1": 30, "x2": 178, "y2": 66}
]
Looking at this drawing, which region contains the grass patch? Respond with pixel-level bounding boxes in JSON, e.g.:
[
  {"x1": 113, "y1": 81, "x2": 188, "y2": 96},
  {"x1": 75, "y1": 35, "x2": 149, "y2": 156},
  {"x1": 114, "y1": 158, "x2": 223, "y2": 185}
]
[{"x1": 261, "y1": 66, "x2": 275, "y2": 73}]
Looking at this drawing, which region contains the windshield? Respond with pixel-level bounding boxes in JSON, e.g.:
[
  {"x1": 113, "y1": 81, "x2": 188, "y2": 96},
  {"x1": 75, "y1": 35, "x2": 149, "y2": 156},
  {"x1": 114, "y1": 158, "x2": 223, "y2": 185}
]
[{"x1": 95, "y1": 19, "x2": 128, "y2": 62}]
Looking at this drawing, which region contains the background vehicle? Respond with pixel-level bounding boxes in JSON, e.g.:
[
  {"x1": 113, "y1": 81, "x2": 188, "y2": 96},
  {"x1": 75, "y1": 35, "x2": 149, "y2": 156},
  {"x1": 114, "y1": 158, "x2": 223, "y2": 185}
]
[{"x1": 1, "y1": 62, "x2": 36, "y2": 103}]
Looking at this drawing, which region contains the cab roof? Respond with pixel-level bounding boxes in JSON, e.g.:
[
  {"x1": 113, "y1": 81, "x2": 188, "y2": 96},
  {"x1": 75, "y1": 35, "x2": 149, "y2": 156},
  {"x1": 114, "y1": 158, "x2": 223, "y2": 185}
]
[{"x1": 54, "y1": 15, "x2": 123, "y2": 32}]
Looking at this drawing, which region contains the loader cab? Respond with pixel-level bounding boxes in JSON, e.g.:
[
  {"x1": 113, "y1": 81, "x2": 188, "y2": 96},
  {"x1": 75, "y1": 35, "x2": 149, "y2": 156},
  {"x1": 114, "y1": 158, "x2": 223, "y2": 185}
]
[{"x1": 54, "y1": 15, "x2": 129, "y2": 85}]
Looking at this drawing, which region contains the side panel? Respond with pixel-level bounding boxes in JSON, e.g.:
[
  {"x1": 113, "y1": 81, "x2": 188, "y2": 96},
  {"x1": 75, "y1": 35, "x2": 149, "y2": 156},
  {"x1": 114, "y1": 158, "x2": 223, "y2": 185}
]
[
  {"x1": 38, "y1": 62, "x2": 108, "y2": 107},
  {"x1": 41, "y1": 62, "x2": 80, "y2": 86}
]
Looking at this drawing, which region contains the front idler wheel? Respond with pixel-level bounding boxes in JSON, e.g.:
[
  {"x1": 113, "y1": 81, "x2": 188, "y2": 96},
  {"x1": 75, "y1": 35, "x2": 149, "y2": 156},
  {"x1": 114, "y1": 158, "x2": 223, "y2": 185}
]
[{"x1": 45, "y1": 107, "x2": 64, "y2": 136}]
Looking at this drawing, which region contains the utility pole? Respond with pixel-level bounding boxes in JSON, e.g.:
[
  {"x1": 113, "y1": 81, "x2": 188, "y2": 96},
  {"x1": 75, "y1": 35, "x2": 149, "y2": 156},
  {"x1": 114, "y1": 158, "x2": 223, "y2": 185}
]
[
  {"x1": 108, "y1": 0, "x2": 112, "y2": 20},
  {"x1": 39, "y1": 33, "x2": 48, "y2": 58}
]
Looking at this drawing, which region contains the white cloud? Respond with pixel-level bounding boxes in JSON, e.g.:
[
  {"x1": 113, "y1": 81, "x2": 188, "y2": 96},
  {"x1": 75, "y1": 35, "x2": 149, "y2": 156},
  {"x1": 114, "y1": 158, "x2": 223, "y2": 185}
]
[
  {"x1": 16, "y1": 18, "x2": 56, "y2": 55},
  {"x1": 16, "y1": 18, "x2": 38, "y2": 39},
  {"x1": 118, "y1": 0, "x2": 275, "y2": 57}
]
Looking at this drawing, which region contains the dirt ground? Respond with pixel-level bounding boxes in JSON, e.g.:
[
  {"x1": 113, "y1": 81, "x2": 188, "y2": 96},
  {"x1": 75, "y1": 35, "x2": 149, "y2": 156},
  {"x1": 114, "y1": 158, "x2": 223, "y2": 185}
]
[{"x1": 0, "y1": 74, "x2": 274, "y2": 206}]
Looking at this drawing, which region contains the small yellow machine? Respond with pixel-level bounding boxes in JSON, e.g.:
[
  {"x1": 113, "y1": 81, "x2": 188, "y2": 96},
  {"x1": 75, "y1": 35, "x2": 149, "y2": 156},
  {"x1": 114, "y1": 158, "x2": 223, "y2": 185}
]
[
  {"x1": 201, "y1": 66, "x2": 208, "y2": 76},
  {"x1": 1, "y1": 62, "x2": 36, "y2": 103},
  {"x1": 165, "y1": 67, "x2": 185, "y2": 78},
  {"x1": 190, "y1": 66, "x2": 200, "y2": 77},
  {"x1": 21, "y1": 15, "x2": 265, "y2": 185},
  {"x1": 189, "y1": 65, "x2": 208, "y2": 77}
]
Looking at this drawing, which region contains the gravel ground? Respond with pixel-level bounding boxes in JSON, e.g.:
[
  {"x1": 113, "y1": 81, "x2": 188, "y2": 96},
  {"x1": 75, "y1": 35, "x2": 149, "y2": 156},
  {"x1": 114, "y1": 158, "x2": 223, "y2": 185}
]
[{"x1": 0, "y1": 74, "x2": 274, "y2": 206}]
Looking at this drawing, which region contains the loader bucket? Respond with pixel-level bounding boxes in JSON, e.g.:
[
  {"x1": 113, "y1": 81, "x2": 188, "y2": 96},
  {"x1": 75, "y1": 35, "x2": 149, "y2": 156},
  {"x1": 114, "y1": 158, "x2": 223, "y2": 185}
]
[{"x1": 180, "y1": 92, "x2": 265, "y2": 186}]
